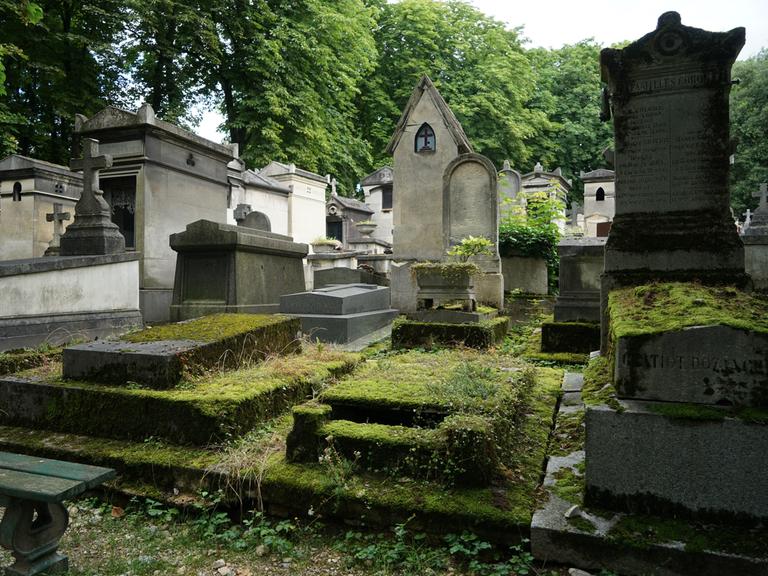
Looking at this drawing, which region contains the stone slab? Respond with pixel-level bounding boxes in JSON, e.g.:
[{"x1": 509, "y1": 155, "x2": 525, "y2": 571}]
[
  {"x1": 0, "y1": 310, "x2": 142, "y2": 353},
  {"x1": 614, "y1": 325, "x2": 768, "y2": 406},
  {"x1": 62, "y1": 339, "x2": 199, "y2": 389},
  {"x1": 532, "y1": 450, "x2": 768, "y2": 576},
  {"x1": 585, "y1": 401, "x2": 768, "y2": 521},
  {"x1": 563, "y1": 372, "x2": 584, "y2": 393},
  {"x1": 555, "y1": 238, "x2": 604, "y2": 323},
  {"x1": 294, "y1": 309, "x2": 399, "y2": 344},
  {"x1": 169, "y1": 303, "x2": 279, "y2": 322},
  {"x1": 280, "y1": 284, "x2": 391, "y2": 316},
  {"x1": 542, "y1": 322, "x2": 600, "y2": 354},
  {"x1": 501, "y1": 257, "x2": 548, "y2": 295}
]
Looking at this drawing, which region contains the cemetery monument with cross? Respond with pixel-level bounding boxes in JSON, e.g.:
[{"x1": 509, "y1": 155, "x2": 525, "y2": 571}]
[
  {"x1": 532, "y1": 13, "x2": 768, "y2": 575},
  {"x1": 43, "y1": 203, "x2": 71, "y2": 256},
  {"x1": 0, "y1": 138, "x2": 141, "y2": 351}
]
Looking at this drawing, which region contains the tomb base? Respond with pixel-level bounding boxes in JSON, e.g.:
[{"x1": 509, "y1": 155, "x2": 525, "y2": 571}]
[
  {"x1": 532, "y1": 451, "x2": 768, "y2": 576},
  {"x1": 406, "y1": 309, "x2": 497, "y2": 324},
  {"x1": 585, "y1": 400, "x2": 768, "y2": 522},
  {"x1": 744, "y1": 234, "x2": 768, "y2": 291}
]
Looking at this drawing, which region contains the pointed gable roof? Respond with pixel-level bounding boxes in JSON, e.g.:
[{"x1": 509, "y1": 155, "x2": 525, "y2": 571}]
[{"x1": 385, "y1": 75, "x2": 472, "y2": 156}]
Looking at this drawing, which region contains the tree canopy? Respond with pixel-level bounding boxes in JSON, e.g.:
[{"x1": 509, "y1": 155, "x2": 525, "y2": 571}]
[{"x1": 0, "y1": 0, "x2": 765, "y2": 207}]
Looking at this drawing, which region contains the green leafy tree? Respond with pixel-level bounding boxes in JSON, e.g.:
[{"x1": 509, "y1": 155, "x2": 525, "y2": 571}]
[
  {"x1": 527, "y1": 40, "x2": 614, "y2": 201},
  {"x1": 358, "y1": 0, "x2": 551, "y2": 170},
  {"x1": 730, "y1": 49, "x2": 768, "y2": 217},
  {"x1": 499, "y1": 188, "x2": 563, "y2": 292},
  {"x1": 1, "y1": 0, "x2": 128, "y2": 163}
]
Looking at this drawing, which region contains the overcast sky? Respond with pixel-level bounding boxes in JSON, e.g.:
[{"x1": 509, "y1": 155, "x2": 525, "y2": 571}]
[
  {"x1": 470, "y1": 0, "x2": 766, "y2": 57},
  {"x1": 197, "y1": 0, "x2": 766, "y2": 142}
]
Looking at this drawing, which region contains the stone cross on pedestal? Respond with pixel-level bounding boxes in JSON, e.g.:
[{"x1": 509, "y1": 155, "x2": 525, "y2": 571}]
[
  {"x1": 60, "y1": 138, "x2": 126, "y2": 255},
  {"x1": 44, "y1": 203, "x2": 71, "y2": 256}
]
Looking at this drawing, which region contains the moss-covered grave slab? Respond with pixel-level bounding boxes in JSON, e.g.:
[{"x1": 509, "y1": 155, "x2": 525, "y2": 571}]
[
  {"x1": 0, "y1": 348, "x2": 358, "y2": 445},
  {"x1": 268, "y1": 348, "x2": 562, "y2": 536},
  {"x1": 521, "y1": 326, "x2": 589, "y2": 366},
  {"x1": 608, "y1": 283, "x2": 768, "y2": 405},
  {"x1": 391, "y1": 316, "x2": 509, "y2": 349},
  {"x1": 62, "y1": 314, "x2": 300, "y2": 388}
]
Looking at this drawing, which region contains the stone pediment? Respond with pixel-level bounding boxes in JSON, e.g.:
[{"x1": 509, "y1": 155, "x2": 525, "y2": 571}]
[
  {"x1": 385, "y1": 75, "x2": 472, "y2": 156},
  {"x1": 75, "y1": 106, "x2": 141, "y2": 132},
  {"x1": 361, "y1": 166, "x2": 393, "y2": 187}
]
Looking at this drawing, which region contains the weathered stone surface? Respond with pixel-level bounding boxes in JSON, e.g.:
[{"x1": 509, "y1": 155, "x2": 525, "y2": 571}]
[
  {"x1": 62, "y1": 340, "x2": 199, "y2": 389},
  {"x1": 501, "y1": 256, "x2": 548, "y2": 296},
  {"x1": 280, "y1": 284, "x2": 391, "y2": 316},
  {"x1": 585, "y1": 401, "x2": 768, "y2": 521},
  {"x1": 280, "y1": 284, "x2": 397, "y2": 344},
  {"x1": 406, "y1": 309, "x2": 496, "y2": 324},
  {"x1": 313, "y1": 267, "x2": 388, "y2": 289},
  {"x1": 599, "y1": 12, "x2": 748, "y2": 351},
  {"x1": 170, "y1": 220, "x2": 307, "y2": 321},
  {"x1": 554, "y1": 238, "x2": 604, "y2": 323},
  {"x1": 532, "y1": 450, "x2": 768, "y2": 576},
  {"x1": 614, "y1": 325, "x2": 768, "y2": 406},
  {"x1": 542, "y1": 322, "x2": 600, "y2": 354},
  {"x1": 293, "y1": 310, "x2": 399, "y2": 344}
]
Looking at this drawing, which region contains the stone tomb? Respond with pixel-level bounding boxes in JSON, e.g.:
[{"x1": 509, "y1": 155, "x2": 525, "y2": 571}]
[
  {"x1": 170, "y1": 219, "x2": 308, "y2": 321},
  {"x1": 280, "y1": 284, "x2": 397, "y2": 345}
]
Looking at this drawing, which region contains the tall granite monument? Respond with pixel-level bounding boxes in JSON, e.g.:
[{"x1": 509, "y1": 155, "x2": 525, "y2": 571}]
[{"x1": 599, "y1": 11, "x2": 748, "y2": 348}]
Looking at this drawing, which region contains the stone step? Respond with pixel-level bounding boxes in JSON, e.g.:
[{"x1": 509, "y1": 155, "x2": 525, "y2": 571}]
[{"x1": 285, "y1": 404, "x2": 497, "y2": 486}]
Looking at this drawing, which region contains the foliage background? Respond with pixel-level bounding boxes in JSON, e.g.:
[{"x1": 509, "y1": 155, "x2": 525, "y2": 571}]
[{"x1": 0, "y1": 0, "x2": 765, "y2": 209}]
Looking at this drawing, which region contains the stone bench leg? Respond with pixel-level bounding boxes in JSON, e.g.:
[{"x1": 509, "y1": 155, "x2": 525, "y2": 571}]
[{"x1": 0, "y1": 499, "x2": 69, "y2": 575}]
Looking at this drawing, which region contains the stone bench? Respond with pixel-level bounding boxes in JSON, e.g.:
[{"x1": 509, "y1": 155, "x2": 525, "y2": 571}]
[{"x1": 0, "y1": 451, "x2": 115, "y2": 575}]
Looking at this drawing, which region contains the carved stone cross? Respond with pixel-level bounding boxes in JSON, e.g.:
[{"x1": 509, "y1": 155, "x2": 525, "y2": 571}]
[
  {"x1": 753, "y1": 183, "x2": 767, "y2": 211},
  {"x1": 60, "y1": 138, "x2": 125, "y2": 255},
  {"x1": 70, "y1": 138, "x2": 113, "y2": 217},
  {"x1": 44, "y1": 203, "x2": 71, "y2": 256}
]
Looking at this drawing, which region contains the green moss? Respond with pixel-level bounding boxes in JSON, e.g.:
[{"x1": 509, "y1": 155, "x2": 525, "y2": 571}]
[
  {"x1": 10, "y1": 349, "x2": 359, "y2": 445},
  {"x1": 647, "y1": 403, "x2": 726, "y2": 421},
  {"x1": 0, "y1": 347, "x2": 61, "y2": 376},
  {"x1": 123, "y1": 313, "x2": 292, "y2": 343},
  {"x1": 391, "y1": 317, "x2": 508, "y2": 349},
  {"x1": 647, "y1": 402, "x2": 768, "y2": 425},
  {"x1": 548, "y1": 410, "x2": 585, "y2": 457},
  {"x1": 323, "y1": 349, "x2": 522, "y2": 414},
  {"x1": 608, "y1": 283, "x2": 768, "y2": 339},
  {"x1": 567, "y1": 515, "x2": 596, "y2": 534},
  {"x1": 607, "y1": 514, "x2": 768, "y2": 557},
  {"x1": 410, "y1": 262, "x2": 482, "y2": 278},
  {"x1": 260, "y1": 453, "x2": 534, "y2": 537},
  {"x1": 581, "y1": 355, "x2": 621, "y2": 411},
  {"x1": 0, "y1": 424, "x2": 219, "y2": 493},
  {"x1": 552, "y1": 465, "x2": 585, "y2": 505}
]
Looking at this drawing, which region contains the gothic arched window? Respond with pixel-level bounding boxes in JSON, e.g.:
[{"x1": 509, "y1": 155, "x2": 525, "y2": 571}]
[
  {"x1": 415, "y1": 123, "x2": 436, "y2": 153},
  {"x1": 596, "y1": 187, "x2": 605, "y2": 202}
]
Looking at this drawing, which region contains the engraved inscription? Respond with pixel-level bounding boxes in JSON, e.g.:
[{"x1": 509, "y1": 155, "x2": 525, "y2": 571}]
[
  {"x1": 616, "y1": 91, "x2": 721, "y2": 214},
  {"x1": 629, "y1": 70, "x2": 728, "y2": 95}
]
